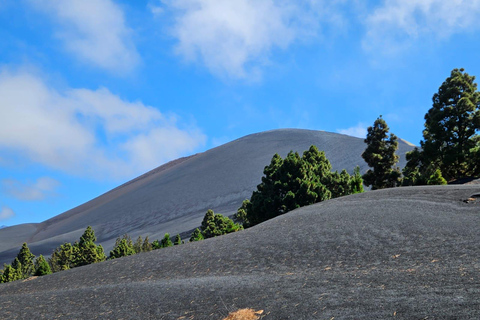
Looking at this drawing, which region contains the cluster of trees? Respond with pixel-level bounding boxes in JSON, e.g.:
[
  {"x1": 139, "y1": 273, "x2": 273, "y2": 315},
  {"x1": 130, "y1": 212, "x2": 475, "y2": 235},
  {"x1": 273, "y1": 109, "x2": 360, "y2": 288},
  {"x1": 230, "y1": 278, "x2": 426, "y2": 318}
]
[
  {"x1": 0, "y1": 208, "x2": 242, "y2": 284},
  {"x1": 1, "y1": 226, "x2": 107, "y2": 283},
  {"x1": 109, "y1": 233, "x2": 182, "y2": 259},
  {"x1": 234, "y1": 145, "x2": 364, "y2": 227},
  {"x1": 363, "y1": 69, "x2": 479, "y2": 189},
  {"x1": 0, "y1": 243, "x2": 50, "y2": 283}
]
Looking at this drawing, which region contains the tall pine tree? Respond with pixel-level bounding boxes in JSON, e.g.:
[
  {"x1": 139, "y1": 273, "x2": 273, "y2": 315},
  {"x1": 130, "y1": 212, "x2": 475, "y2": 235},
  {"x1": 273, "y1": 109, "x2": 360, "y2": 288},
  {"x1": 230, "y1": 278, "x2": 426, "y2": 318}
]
[
  {"x1": 421, "y1": 68, "x2": 480, "y2": 180},
  {"x1": 362, "y1": 116, "x2": 401, "y2": 190}
]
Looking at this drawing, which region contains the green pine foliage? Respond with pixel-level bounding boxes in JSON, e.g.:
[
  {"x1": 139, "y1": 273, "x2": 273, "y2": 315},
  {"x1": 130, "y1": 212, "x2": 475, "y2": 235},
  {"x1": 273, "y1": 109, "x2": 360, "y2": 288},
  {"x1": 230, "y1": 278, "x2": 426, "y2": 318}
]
[
  {"x1": 109, "y1": 235, "x2": 136, "y2": 259},
  {"x1": 0, "y1": 264, "x2": 20, "y2": 283},
  {"x1": 160, "y1": 233, "x2": 173, "y2": 248},
  {"x1": 362, "y1": 116, "x2": 402, "y2": 190},
  {"x1": 75, "y1": 226, "x2": 106, "y2": 267},
  {"x1": 48, "y1": 226, "x2": 105, "y2": 271},
  {"x1": 133, "y1": 236, "x2": 143, "y2": 254},
  {"x1": 11, "y1": 258, "x2": 23, "y2": 279},
  {"x1": 200, "y1": 209, "x2": 242, "y2": 239},
  {"x1": 15, "y1": 242, "x2": 35, "y2": 279},
  {"x1": 142, "y1": 236, "x2": 152, "y2": 252},
  {"x1": 49, "y1": 242, "x2": 78, "y2": 272},
  {"x1": 427, "y1": 169, "x2": 447, "y2": 185},
  {"x1": 34, "y1": 255, "x2": 52, "y2": 276},
  {"x1": 174, "y1": 234, "x2": 182, "y2": 245},
  {"x1": 152, "y1": 239, "x2": 161, "y2": 250},
  {"x1": 189, "y1": 228, "x2": 204, "y2": 242},
  {"x1": 410, "y1": 68, "x2": 480, "y2": 182},
  {"x1": 238, "y1": 145, "x2": 363, "y2": 227}
]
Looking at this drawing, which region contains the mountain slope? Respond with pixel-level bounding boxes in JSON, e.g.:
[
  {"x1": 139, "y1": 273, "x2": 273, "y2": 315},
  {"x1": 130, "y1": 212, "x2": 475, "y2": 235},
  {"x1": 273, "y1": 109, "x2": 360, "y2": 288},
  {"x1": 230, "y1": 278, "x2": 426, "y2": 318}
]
[
  {"x1": 0, "y1": 185, "x2": 479, "y2": 319},
  {"x1": 0, "y1": 129, "x2": 414, "y2": 264}
]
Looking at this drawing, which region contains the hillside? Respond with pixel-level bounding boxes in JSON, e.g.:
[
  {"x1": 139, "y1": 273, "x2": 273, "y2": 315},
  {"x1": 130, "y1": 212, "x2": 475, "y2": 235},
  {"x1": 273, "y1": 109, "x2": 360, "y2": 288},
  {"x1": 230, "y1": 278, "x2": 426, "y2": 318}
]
[
  {"x1": 0, "y1": 129, "x2": 414, "y2": 265},
  {"x1": 0, "y1": 185, "x2": 478, "y2": 319}
]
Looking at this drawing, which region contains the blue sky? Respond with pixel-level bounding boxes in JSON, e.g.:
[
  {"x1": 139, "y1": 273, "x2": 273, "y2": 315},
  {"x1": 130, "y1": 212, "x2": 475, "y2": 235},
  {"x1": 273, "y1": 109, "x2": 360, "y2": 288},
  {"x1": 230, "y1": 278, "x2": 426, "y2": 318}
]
[{"x1": 1, "y1": 0, "x2": 480, "y2": 226}]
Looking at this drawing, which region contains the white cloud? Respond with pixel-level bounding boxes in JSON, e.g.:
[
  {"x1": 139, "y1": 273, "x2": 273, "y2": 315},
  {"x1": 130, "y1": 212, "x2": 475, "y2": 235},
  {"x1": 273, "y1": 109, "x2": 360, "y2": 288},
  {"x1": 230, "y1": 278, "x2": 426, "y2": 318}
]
[
  {"x1": 364, "y1": 0, "x2": 480, "y2": 54},
  {"x1": 1, "y1": 177, "x2": 60, "y2": 201},
  {"x1": 0, "y1": 206, "x2": 15, "y2": 221},
  {"x1": 337, "y1": 123, "x2": 367, "y2": 138},
  {"x1": 161, "y1": 0, "x2": 345, "y2": 79},
  {"x1": 29, "y1": 0, "x2": 139, "y2": 73},
  {"x1": 0, "y1": 69, "x2": 206, "y2": 180}
]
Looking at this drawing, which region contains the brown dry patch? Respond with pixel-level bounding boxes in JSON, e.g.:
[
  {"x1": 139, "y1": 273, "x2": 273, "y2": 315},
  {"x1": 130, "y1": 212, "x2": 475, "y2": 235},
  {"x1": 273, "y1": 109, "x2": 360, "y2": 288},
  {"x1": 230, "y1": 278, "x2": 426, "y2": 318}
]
[
  {"x1": 222, "y1": 308, "x2": 263, "y2": 320},
  {"x1": 22, "y1": 276, "x2": 38, "y2": 282}
]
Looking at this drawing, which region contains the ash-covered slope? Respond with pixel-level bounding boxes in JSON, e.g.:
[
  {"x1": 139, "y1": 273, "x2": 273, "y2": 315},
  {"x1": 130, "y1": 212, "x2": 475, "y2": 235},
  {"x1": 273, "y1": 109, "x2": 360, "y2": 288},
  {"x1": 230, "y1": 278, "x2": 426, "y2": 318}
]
[
  {"x1": 0, "y1": 129, "x2": 414, "y2": 264},
  {"x1": 0, "y1": 185, "x2": 479, "y2": 319}
]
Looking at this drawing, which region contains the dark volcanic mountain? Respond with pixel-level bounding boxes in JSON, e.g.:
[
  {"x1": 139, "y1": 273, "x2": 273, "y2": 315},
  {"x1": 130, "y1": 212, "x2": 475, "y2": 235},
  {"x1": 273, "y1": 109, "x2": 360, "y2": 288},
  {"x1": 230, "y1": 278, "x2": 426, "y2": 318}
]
[
  {"x1": 0, "y1": 129, "x2": 414, "y2": 264},
  {"x1": 1, "y1": 185, "x2": 479, "y2": 319}
]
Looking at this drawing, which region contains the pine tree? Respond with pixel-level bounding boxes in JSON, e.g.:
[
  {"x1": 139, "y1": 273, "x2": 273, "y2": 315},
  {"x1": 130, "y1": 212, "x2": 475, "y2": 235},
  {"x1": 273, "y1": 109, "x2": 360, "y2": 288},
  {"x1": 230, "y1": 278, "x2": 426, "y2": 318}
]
[
  {"x1": 133, "y1": 236, "x2": 143, "y2": 254},
  {"x1": 0, "y1": 264, "x2": 20, "y2": 283},
  {"x1": 34, "y1": 255, "x2": 52, "y2": 276},
  {"x1": 427, "y1": 169, "x2": 447, "y2": 185},
  {"x1": 49, "y1": 242, "x2": 77, "y2": 272},
  {"x1": 421, "y1": 68, "x2": 480, "y2": 180},
  {"x1": 11, "y1": 258, "x2": 23, "y2": 279},
  {"x1": 16, "y1": 242, "x2": 35, "y2": 278},
  {"x1": 142, "y1": 236, "x2": 152, "y2": 252},
  {"x1": 200, "y1": 210, "x2": 242, "y2": 239},
  {"x1": 160, "y1": 233, "x2": 173, "y2": 248},
  {"x1": 174, "y1": 234, "x2": 182, "y2": 245},
  {"x1": 75, "y1": 226, "x2": 106, "y2": 267},
  {"x1": 151, "y1": 239, "x2": 161, "y2": 250},
  {"x1": 362, "y1": 116, "x2": 401, "y2": 190},
  {"x1": 109, "y1": 238, "x2": 136, "y2": 259},
  {"x1": 234, "y1": 199, "x2": 251, "y2": 226},
  {"x1": 189, "y1": 228, "x2": 204, "y2": 242}
]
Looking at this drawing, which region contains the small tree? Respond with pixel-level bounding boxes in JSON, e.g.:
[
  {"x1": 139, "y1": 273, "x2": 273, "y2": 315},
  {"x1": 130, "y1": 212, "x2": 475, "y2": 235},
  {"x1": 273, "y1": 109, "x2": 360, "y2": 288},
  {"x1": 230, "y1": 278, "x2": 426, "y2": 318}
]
[
  {"x1": 427, "y1": 169, "x2": 447, "y2": 185},
  {"x1": 34, "y1": 255, "x2": 52, "y2": 276},
  {"x1": 152, "y1": 239, "x2": 161, "y2": 250},
  {"x1": 16, "y1": 243, "x2": 35, "y2": 279},
  {"x1": 160, "y1": 233, "x2": 173, "y2": 248},
  {"x1": 189, "y1": 228, "x2": 204, "y2": 242},
  {"x1": 200, "y1": 209, "x2": 242, "y2": 239},
  {"x1": 142, "y1": 236, "x2": 152, "y2": 252},
  {"x1": 75, "y1": 226, "x2": 106, "y2": 267},
  {"x1": 362, "y1": 116, "x2": 401, "y2": 189},
  {"x1": 174, "y1": 234, "x2": 182, "y2": 245},
  {"x1": 11, "y1": 258, "x2": 22, "y2": 279},
  {"x1": 49, "y1": 242, "x2": 78, "y2": 272},
  {"x1": 234, "y1": 199, "x2": 251, "y2": 226},
  {"x1": 109, "y1": 238, "x2": 136, "y2": 259},
  {"x1": 0, "y1": 264, "x2": 20, "y2": 283},
  {"x1": 133, "y1": 236, "x2": 143, "y2": 254}
]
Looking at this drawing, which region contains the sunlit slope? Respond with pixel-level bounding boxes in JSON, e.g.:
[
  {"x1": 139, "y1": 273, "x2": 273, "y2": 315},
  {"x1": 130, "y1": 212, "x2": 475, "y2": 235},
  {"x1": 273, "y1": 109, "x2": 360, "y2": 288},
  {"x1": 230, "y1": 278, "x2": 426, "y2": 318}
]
[
  {"x1": 0, "y1": 129, "x2": 414, "y2": 264},
  {"x1": 0, "y1": 185, "x2": 478, "y2": 319}
]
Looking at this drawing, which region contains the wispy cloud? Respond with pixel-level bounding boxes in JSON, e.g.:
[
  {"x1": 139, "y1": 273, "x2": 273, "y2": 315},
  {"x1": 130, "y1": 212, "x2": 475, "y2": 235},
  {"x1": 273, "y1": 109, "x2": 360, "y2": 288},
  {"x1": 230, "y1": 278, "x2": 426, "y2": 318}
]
[
  {"x1": 0, "y1": 206, "x2": 15, "y2": 221},
  {"x1": 159, "y1": 0, "x2": 346, "y2": 79},
  {"x1": 0, "y1": 68, "x2": 206, "y2": 180},
  {"x1": 363, "y1": 0, "x2": 480, "y2": 54},
  {"x1": 1, "y1": 177, "x2": 60, "y2": 201},
  {"x1": 28, "y1": 0, "x2": 140, "y2": 73},
  {"x1": 337, "y1": 123, "x2": 367, "y2": 139}
]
